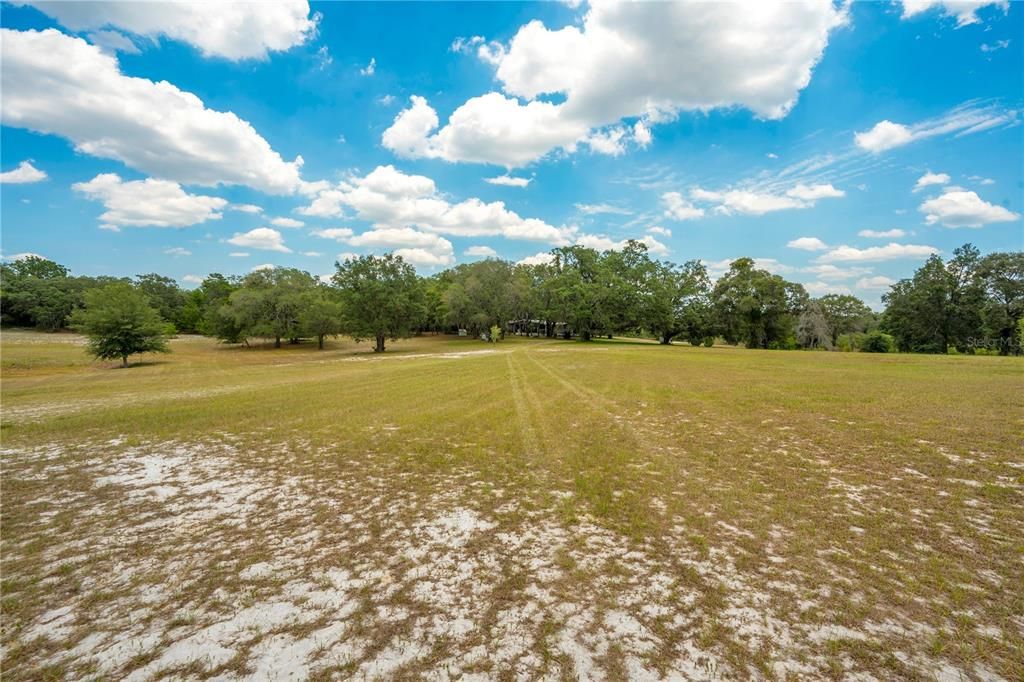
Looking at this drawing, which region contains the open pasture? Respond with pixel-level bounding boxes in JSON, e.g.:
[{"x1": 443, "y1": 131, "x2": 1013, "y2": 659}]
[{"x1": 1, "y1": 331, "x2": 1022, "y2": 680}]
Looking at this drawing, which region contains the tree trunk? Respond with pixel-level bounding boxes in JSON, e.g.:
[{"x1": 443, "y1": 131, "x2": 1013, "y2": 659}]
[
  {"x1": 318, "y1": 334, "x2": 325, "y2": 350},
  {"x1": 122, "y1": 355, "x2": 128, "y2": 368},
  {"x1": 581, "y1": 330, "x2": 592, "y2": 342},
  {"x1": 275, "y1": 336, "x2": 281, "y2": 349},
  {"x1": 660, "y1": 333, "x2": 673, "y2": 345},
  {"x1": 375, "y1": 333, "x2": 385, "y2": 353}
]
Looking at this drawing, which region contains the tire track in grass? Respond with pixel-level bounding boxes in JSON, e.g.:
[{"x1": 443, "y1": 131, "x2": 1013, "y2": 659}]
[{"x1": 506, "y1": 354, "x2": 542, "y2": 457}]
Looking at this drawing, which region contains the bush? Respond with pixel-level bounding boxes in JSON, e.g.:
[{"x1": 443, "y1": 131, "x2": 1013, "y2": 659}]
[
  {"x1": 702, "y1": 337, "x2": 715, "y2": 347},
  {"x1": 836, "y1": 332, "x2": 867, "y2": 352},
  {"x1": 862, "y1": 331, "x2": 895, "y2": 353}
]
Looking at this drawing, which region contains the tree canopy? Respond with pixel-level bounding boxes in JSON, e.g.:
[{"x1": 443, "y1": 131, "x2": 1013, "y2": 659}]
[{"x1": 69, "y1": 282, "x2": 171, "y2": 367}]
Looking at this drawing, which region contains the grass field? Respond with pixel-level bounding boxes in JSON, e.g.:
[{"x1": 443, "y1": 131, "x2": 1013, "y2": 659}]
[{"x1": 1, "y1": 329, "x2": 1022, "y2": 680}]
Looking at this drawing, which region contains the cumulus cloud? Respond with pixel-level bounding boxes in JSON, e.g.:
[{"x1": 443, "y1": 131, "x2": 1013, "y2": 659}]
[
  {"x1": 919, "y1": 188, "x2": 1020, "y2": 227},
  {"x1": 858, "y1": 229, "x2": 907, "y2": 238},
  {"x1": 661, "y1": 192, "x2": 704, "y2": 220},
  {"x1": 914, "y1": 171, "x2": 951, "y2": 191},
  {"x1": 227, "y1": 227, "x2": 291, "y2": 253},
  {"x1": 0, "y1": 160, "x2": 47, "y2": 184},
  {"x1": 1, "y1": 29, "x2": 304, "y2": 193},
  {"x1": 647, "y1": 226, "x2": 671, "y2": 237},
  {"x1": 163, "y1": 247, "x2": 192, "y2": 257},
  {"x1": 360, "y1": 57, "x2": 376, "y2": 76},
  {"x1": 251, "y1": 263, "x2": 276, "y2": 272},
  {"x1": 855, "y1": 102, "x2": 1018, "y2": 153},
  {"x1": 802, "y1": 264, "x2": 873, "y2": 280},
  {"x1": 393, "y1": 248, "x2": 454, "y2": 268},
  {"x1": 787, "y1": 237, "x2": 829, "y2": 251},
  {"x1": 229, "y1": 252, "x2": 250, "y2": 257},
  {"x1": 182, "y1": 274, "x2": 203, "y2": 284},
  {"x1": 383, "y1": 2, "x2": 847, "y2": 166},
  {"x1": 73, "y1": 173, "x2": 227, "y2": 229},
  {"x1": 900, "y1": 0, "x2": 1009, "y2": 27},
  {"x1": 803, "y1": 281, "x2": 852, "y2": 296},
  {"x1": 23, "y1": 1, "x2": 318, "y2": 60},
  {"x1": 856, "y1": 275, "x2": 897, "y2": 290},
  {"x1": 517, "y1": 252, "x2": 555, "y2": 266},
  {"x1": 785, "y1": 183, "x2": 845, "y2": 201},
  {"x1": 465, "y1": 245, "x2": 498, "y2": 257},
  {"x1": 311, "y1": 228, "x2": 355, "y2": 241},
  {"x1": 686, "y1": 183, "x2": 844, "y2": 216},
  {"x1": 816, "y1": 243, "x2": 940, "y2": 263},
  {"x1": 299, "y1": 165, "x2": 573, "y2": 245},
  {"x1": 485, "y1": 175, "x2": 531, "y2": 188},
  {"x1": 854, "y1": 121, "x2": 914, "y2": 153},
  {"x1": 575, "y1": 234, "x2": 669, "y2": 256},
  {"x1": 270, "y1": 217, "x2": 305, "y2": 228},
  {"x1": 231, "y1": 204, "x2": 263, "y2": 214}
]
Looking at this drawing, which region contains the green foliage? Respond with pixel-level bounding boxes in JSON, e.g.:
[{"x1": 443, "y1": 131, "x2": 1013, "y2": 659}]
[
  {"x1": 489, "y1": 324, "x2": 502, "y2": 343},
  {"x1": 862, "y1": 330, "x2": 895, "y2": 353},
  {"x1": 819, "y1": 294, "x2": 874, "y2": 346},
  {"x1": 333, "y1": 254, "x2": 425, "y2": 352},
  {"x1": 134, "y1": 273, "x2": 188, "y2": 332},
  {"x1": 69, "y1": 282, "x2": 171, "y2": 366},
  {"x1": 227, "y1": 268, "x2": 317, "y2": 347},
  {"x1": 712, "y1": 258, "x2": 806, "y2": 349},
  {"x1": 299, "y1": 288, "x2": 345, "y2": 349}
]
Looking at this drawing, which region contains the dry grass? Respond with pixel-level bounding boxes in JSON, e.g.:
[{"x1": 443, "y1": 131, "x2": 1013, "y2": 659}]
[{"x1": 1, "y1": 329, "x2": 1021, "y2": 680}]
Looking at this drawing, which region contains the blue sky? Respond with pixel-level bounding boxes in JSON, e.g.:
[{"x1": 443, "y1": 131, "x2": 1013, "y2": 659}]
[{"x1": 1, "y1": 1, "x2": 1021, "y2": 306}]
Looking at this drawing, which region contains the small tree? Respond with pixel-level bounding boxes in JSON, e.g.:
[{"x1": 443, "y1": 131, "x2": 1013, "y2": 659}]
[
  {"x1": 333, "y1": 254, "x2": 425, "y2": 352},
  {"x1": 862, "y1": 330, "x2": 895, "y2": 353},
  {"x1": 70, "y1": 283, "x2": 171, "y2": 367},
  {"x1": 300, "y1": 289, "x2": 344, "y2": 350}
]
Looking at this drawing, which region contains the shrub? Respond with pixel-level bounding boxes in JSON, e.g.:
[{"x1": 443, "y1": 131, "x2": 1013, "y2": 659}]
[{"x1": 862, "y1": 330, "x2": 895, "y2": 353}]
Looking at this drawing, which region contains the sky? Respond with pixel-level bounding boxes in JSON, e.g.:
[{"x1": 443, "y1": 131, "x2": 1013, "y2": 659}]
[{"x1": 1, "y1": 0, "x2": 1021, "y2": 307}]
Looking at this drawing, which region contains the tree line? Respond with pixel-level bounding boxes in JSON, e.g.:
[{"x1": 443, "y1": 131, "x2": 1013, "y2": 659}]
[{"x1": 2, "y1": 241, "x2": 1021, "y2": 365}]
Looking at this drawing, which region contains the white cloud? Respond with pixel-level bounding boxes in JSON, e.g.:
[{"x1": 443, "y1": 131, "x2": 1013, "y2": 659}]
[
  {"x1": 393, "y1": 248, "x2": 454, "y2": 268},
  {"x1": 360, "y1": 57, "x2": 376, "y2": 76},
  {"x1": 802, "y1": 264, "x2": 873, "y2": 280},
  {"x1": 465, "y1": 245, "x2": 498, "y2": 257},
  {"x1": 854, "y1": 120, "x2": 914, "y2": 153},
  {"x1": 688, "y1": 183, "x2": 844, "y2": 216},
  {"x1": 182, "y1": 274, "x2": 203, "y2": 284},
  {"x1": 855, "y1": 102, "x2": 1018, "y2": 154},
  {"x1": 163, "y1": 247, "x2": 192, "y2": 257},
  {"x1": 73, "y1": 173, "x2": 227, "y2": 229},
  {"x1": 485, "y1": 175, "x2": 531, "y2": 188},
  {"x1": 900, "y1": 0, "x2": 1009, "y2": 27},
  {"x1": 803, "y1": 281, "x2": 852, "y2": 296},
  {"x1": 231, "y1": 204, "x2": 263, "y2": 214},
  {"x1": 661, "y1": 192, "x2": 704, "y2": 221},
  {"x1": 381, "y1": 95, "x2": 441, "y2": 159},
  {"x1": 300, "y1": 165, "x2": 573, "y2": 245},
  {"x1": 1, "y1": 252, "x2": 47, "y2": 261},
  {"x1": 766, "y1": 152, "x2": 779, "y2": 159},
  {"x1": 919, "y1": 189, "x2": 1020, "y2": 228},
  {"x1": 585, "y1": 127, "x2": 628, "y2": 156},
  {"x1": 517, "y1": 252, "x2": 554, "y2": 266},
  {"x1": 251, "y1": 263, "x2": 276, "y2": 272},
  {"x1": 575, "y1": 234, "x2": 669, "y2": 256},
  {"x1": 914, "y1": 171, "x2": 951, "y2": 191},
  {"x1": 856, "y1": 275, "x2": 897, "y2": 290},
  {"x1": 336, "y1": 252, "x2": 359, "y2": 263},
  {"x1": 229, "y1": 252, "x2": 250, "y2": 257},
  {"x1": 383, "y1": 3, "x2": 847, "y2": 166},
  {"x1": 23, "y1": 1, "x2": 318, "y2": 60},
  {"x1": 785, "y1": 183, "x2": 845, "y2": 201},
  {"x1": 300, "y1": 251, "x2": 322, "y2": 257},
  {"x1": 633, "y1": 121, "x2": 652, "y2": 148},
  {"x1": 787, "y1": 237, "x2": 828, "y2": 251},
  {"x1": 0, "y1": 160, "x2": 47, "y2": 184},
  {"x1": 311, "y1": 228, "x2": 356, "y2": 241},
  {"x1": 270, "y1": 217, "x2": 305, "y2": 228},
  {"x1": 858, "y1": 229, "x2": 907, "y2": 238},
  {"x1": 86, "y1": 29, "x2": 139, "y2": 55},
  {"x1": 817, "y1": 243, "x2": 940, "y2": 263},
  {"x1": 1, "y1": 29, "x2": 304, "y2": 193},
  {"x1": 980, "y1": 39, "x2": 1010, "y2": 52},
  {"x1": 576, "y1": 203, "x2": 632, "y2": 216},
  {"x1": 227, "y1": 227, "x2": 291, "y2": 253},
  {"x1": 450, "y1": 36, "x2": 485, "y2": 54},
  {"x1": 348, "y1": 227, "x2": 452, "y2": 251},
  {"x1": 647, "y1": 226, "x2": 671, "y2": 237},
  {"x1": 968, "y1": 175, "x2": 995, "y2": 185}
]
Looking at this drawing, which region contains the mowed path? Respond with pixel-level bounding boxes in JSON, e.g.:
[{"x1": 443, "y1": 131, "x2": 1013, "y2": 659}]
[{"x1": 1, "y1": 333, "x2": 1022, "y2": 680}]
